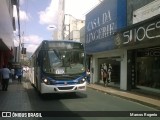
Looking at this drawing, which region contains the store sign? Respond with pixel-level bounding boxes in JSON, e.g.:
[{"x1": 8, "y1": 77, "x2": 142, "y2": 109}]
[
  {"x1": 123, "y1": 20, "x2": 160, "y2": 45},
  {"x1": 85, "y1": 0, "x2": 127, "y2": 53},
  {"x1": 86, "y1": 11, "x2": 115, "y2": 44},
  {"x1": 137, "y1": 48, "x2": 160, "y2": 57},
  {"x1": 116, "y1": 15, "x2": 160, "y2": 48},
  {"x1": 145, "y1": 50, "x2": 160, "y2": 56}
]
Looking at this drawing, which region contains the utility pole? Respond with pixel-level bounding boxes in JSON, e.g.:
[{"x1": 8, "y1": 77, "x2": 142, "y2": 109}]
[
  {"x1": 68, "y1": 24, "x2": 70, "y2": 40},
  {"x1": 16, "y1": 0, "x2": 21, "y2": 63},
  {"x1": 18, "y1": 34, "x2": 21, "y2": 63}
]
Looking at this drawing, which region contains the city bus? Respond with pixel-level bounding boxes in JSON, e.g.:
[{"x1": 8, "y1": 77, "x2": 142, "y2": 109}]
[{"x1": 29, "y1": 40, "x2": 87, "y2": 95}]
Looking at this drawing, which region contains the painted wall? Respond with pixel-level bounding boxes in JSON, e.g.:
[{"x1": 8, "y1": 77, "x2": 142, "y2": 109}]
[{"x1": 127, "y1": 0, "x2": 154, "y2": 25}]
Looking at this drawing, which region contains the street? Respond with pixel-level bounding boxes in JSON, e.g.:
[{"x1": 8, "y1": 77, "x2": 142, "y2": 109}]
[
  {"x1": 0, "y1": 78, "x2": 159, "y2": 120},
  {"x1": 27, "y1": 82, "x2": 154, "y2": 111},
  {"x1": 23, "y1": 79, "x2": 159, "y2": 120}
]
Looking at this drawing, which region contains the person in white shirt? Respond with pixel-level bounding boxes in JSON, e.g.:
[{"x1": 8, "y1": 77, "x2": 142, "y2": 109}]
[{"x1": 0, "y1": 65, "x2": 11, "y2": 91}]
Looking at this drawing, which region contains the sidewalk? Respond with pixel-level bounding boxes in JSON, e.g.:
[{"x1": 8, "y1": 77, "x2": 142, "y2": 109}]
[
  {"x1": 87, "y1": 84, "x2": 160, "y2": 110},
  {"x1": 0, "y1": 79, "x2": 32, "y2": 111}
]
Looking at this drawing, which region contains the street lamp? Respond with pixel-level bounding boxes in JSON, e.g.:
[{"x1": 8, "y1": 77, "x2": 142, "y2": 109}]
[
  {"x1": 48, "y1": 25, "x2": 55, "y2": 30},
  {"x1": 49, "y1": 26, "x2": 55, "y2": 29},
  {"x1": 48, "y1": 25, "x2": 56, "y2": 40}
]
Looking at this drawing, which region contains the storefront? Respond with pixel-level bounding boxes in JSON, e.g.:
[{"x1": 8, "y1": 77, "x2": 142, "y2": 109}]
[
  {"x1": 85, "y1": 0, "x2": 128, "y2": 90},
  {"x1": 116, "y1": 14, "x2": 160, "y2": 91},
  {"x1": 89, "y1": 49, "x2": 127, "y2": 90},
  {"x1": 97, "y1": 56, "x2": 121, "y2": 86},
  {"x1": 136, "y1": 47, "x2": 160, "y2": 89},
  {"x1": 0, "y1": 39, "x2": 14, "y2": 68}
]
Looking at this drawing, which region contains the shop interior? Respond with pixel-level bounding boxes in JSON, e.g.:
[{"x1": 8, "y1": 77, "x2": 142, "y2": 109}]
[
  {"x1": 98, "y1": 57, "x2": 120, "y2": 87},
  {"x1": 136, "y1": 47, "x2": 160, "y2": 91}
]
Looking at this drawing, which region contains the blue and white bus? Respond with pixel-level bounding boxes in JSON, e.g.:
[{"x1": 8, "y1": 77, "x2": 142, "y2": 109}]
[{"x1": 29, "y1": 40, "x2": 87, "y2": 95}]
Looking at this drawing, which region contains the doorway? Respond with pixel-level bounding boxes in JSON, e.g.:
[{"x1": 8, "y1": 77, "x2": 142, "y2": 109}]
[{"x1": 98, "y1": 57, "x2": 120, "y2": 88}]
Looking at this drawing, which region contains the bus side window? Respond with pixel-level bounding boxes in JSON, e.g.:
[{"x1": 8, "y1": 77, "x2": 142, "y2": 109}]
[
  {"x1": 37, "y1": 51, "x2": 42, "y2": 66},
  {"x1": 36, "y1": 58, "x2": 40, "y2": 66},
  {"x1": 42, "y1": 51, "x2": 49, "y2": 71}
]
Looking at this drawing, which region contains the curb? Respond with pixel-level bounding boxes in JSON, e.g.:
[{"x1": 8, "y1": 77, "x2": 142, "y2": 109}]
[{"x1": 87, "y1": 85, "x2": 160, "y2": 110}]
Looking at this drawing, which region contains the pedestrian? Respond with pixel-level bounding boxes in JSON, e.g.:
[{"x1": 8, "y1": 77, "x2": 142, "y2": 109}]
[
  {"x1": 103, "y1": 69, "x2": 108, "y2": 87},
  {"x1": 15, "y1": 67, "x2": 23, "y2": 83},
  {"x1": 100, "y1": 64, "x2": 104, "y2": 81},
  {"x1": 11, "y1": 68, "x2": 15, "y2": 80},
  {"x1": 0, "y1": 65, "x2": 11, "y2": 91},
  {"x1": 86, "y1": 69, "x2": 90, "y2": 84}
]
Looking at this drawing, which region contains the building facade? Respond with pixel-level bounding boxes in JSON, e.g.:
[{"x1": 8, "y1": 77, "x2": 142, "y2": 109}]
[
  {"x1": 0, "y1": 0, "x2": 18, "y2": 68},
  {"x1": 85, "y1": 0, "x2": 160, "y2": 92},
  {"x1": 80, "y1": 27, "x2": 85, "y2": 44},
  {"x1": 116, "y1": 0, "x2": 160, "y2": 90},
  {"x1": 63, "y1": 14, "x2": 85, "y2": 41},
  {"x1": 85, "y1": 0, "x2": 127, "y2": 90}
]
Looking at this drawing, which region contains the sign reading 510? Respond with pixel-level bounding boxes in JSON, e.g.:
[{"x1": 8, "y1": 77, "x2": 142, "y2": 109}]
[{"x1": 56, "y1": 69, "x2": 64, "y2": 74}]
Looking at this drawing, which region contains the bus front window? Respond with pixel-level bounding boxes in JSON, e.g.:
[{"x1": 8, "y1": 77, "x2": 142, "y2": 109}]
[{"x1": 43, "y1": 50, "x2": 85, "y2": 75}]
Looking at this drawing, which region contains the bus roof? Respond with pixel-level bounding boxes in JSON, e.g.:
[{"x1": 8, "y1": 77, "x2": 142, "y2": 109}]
[
  {"x1": 31, "y1": 40, "x2": 84, "y2": 57},
  {"x1": 42, "y1": 40, "x2": 82, "y2": 44}
]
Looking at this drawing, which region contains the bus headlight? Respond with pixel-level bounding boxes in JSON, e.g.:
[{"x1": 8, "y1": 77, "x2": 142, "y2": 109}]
[
  {"x1": 82, "y1": 78, "x2": 85, "y2": 82},
  {"x1": 44, "y1": 79, "x2": 47, "y2": 83},
  {"x1": 79, "y1": 77, "x2": 86, "y2": 84},
  {"x1": 43, "y1": 78, "x2": 50, "y2": 85}
]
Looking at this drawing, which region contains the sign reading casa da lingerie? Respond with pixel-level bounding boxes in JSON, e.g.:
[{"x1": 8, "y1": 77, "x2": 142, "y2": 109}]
[{"x1": 85, "y1": 0, "x2": 127, "y2": 53}]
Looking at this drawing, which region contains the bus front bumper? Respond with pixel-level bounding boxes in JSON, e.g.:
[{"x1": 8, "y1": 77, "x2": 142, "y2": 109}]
[{"x1": 41, "y1": 82, "x2": 87, "y2": 94}]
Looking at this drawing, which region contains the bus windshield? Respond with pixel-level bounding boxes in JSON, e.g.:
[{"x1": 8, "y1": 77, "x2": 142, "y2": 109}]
[{"x1": 42, "y1": 49, "x2": 85, "y2": 75}]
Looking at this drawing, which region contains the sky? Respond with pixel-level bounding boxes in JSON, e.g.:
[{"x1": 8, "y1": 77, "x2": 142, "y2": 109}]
[{"x1": 14, "y1": 0, "x2": 100, "y2": 53}]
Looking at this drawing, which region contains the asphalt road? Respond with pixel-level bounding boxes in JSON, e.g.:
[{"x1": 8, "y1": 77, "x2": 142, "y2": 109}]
[{"x1": 24, "y1": 80, "x2": 159, "y2": 120}]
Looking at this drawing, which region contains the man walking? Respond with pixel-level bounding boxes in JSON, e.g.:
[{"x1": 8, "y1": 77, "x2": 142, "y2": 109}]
[
  {"x1": 15, "y1": 67, "x2": 23, "y2": 83},
  {"x1": 0, "y1": 65, "x2": 11, "y2": 91}
]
